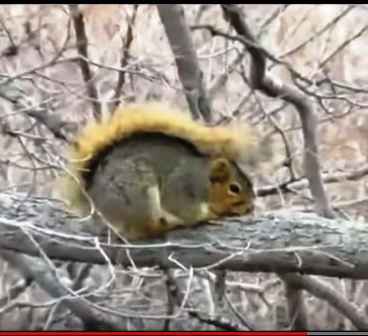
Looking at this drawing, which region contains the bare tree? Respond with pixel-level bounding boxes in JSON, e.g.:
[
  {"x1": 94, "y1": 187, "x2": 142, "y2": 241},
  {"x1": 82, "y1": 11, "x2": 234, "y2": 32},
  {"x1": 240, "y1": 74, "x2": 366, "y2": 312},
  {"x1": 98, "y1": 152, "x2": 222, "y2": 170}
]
[{"x1": 0, "y1": 4, "x2": 367, "y2": 331}]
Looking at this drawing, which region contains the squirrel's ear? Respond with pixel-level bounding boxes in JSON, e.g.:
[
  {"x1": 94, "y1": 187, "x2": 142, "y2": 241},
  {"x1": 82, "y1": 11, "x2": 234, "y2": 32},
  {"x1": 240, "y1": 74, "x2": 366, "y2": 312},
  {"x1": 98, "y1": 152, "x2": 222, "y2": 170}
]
[{"x1": 209, "y1": 158, "x2": 231, "y2": 183}]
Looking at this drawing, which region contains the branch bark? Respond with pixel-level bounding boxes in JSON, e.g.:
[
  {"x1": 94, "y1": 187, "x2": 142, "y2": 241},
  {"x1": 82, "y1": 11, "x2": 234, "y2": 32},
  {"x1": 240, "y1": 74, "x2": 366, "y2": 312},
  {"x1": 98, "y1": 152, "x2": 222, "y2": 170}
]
[
  {"x1": 156, "y1": 4, "x2": 212, "y2": 122},
  {"x1": 0, "y1": 192, "x2": 367, "y2": 279}
]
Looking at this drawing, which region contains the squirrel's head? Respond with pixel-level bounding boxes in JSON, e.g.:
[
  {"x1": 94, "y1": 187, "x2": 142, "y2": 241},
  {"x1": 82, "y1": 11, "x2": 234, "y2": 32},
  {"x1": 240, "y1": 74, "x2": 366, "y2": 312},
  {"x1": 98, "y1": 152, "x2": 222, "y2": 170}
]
[{"x1": 208, "y1": 158, "x2": 255, "y2": 217}]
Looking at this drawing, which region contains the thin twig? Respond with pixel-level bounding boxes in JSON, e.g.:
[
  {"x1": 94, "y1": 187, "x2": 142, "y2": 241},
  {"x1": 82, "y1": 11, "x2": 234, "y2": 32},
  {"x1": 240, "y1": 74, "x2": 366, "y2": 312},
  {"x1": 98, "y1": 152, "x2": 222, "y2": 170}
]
[{"x1": 281, "y1": 5, "x2": 356, "y2": 58}]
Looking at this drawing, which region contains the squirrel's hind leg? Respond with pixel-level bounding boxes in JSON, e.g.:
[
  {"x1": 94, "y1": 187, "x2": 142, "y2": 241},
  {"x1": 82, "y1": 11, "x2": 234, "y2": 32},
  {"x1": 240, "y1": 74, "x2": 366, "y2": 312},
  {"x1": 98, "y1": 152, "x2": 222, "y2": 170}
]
[{"x1": 140, "y1": 186, "x2": 187, "y2": 239}]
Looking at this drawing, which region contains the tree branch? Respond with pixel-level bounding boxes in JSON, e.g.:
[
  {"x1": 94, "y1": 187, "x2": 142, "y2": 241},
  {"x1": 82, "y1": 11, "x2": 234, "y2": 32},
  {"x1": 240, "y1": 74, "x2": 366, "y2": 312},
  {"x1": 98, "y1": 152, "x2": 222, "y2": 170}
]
[
  {"x1": 156, "y1": 4, "x2": 212, "y2": 122},
  {"x1": 279, "y1": 273, "x2": 309, "y2": 330},
  {"x1": 257, "y1": 164, "x2": 368, "y2": 197},
  {"x1": 219, "y1": 4, "x2": 333, "y2": 218},
  {"x1": 0, "y1": 250, "x2": 125, "y2": 330},
  {"x1": 280, "y1": 273, "x2": 368, "y2": 330},
  {"x1": 112, "y1": 4, "x2": 138, "y2": 109},
  {"x1": 0, "y1": 192, "x2": 367, "y2": 279},
  {"x1": 0, "y1": 86, "x2": 74, "y2": 142},
  {"x1": 68, "y1": 4, "x2": 101, "y2": 119}
]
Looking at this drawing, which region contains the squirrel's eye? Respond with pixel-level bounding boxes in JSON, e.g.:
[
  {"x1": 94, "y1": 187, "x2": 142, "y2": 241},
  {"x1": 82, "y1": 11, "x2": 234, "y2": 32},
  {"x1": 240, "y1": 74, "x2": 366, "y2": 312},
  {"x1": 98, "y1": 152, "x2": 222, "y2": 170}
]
[{"x1": 229, "y1": 183, "x2": 241, "y2": 194}]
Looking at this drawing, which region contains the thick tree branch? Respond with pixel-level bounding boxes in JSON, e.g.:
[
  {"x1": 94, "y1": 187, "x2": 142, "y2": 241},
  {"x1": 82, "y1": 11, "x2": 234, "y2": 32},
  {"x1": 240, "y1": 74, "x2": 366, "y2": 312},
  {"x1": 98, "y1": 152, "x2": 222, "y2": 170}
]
[
  {"x1": 0, "y1": 192, "x2": 367, "y2": 279},
  {"x1": 156, "y1": 4, "x2": 212, "y2": 122}
]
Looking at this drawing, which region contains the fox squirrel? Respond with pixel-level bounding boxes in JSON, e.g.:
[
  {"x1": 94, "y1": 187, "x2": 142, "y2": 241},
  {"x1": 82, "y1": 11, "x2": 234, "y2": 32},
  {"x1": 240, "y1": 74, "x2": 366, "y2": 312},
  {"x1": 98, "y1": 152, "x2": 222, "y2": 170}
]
[{"x1": 61, "y1": 103, "x2": 267, "y2": 241}]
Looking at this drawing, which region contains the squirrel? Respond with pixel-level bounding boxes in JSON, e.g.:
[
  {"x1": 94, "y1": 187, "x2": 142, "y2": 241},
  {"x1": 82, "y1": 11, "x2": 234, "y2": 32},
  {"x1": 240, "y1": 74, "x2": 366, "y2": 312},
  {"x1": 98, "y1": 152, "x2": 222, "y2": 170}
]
[{"x1": 60, "y1": 103, "x2": 268, "y2": 241}]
